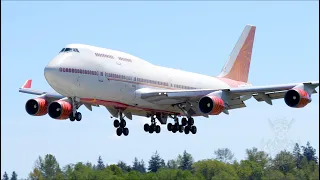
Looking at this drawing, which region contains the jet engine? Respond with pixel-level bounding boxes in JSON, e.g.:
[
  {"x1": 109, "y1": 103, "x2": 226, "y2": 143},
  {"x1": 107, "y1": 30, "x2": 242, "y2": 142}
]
[
  {"x1": 25, "y1": 98, "x2": 48, "y2": 116},
  {"x1": 284, "y1": 88, "x2": 311, "y2": 108},
  {"x1": 198, "y1": 95, "x2": 225, "y2": 115},
  {"x1": 48, "y1": 100, "x2": 72, "y2": 120}
]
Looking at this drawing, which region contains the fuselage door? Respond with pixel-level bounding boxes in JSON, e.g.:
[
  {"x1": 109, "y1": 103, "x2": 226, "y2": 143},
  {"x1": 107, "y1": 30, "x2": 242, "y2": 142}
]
[{"x1": 97, "y1": 65, "x2": 104, "y2": 82}]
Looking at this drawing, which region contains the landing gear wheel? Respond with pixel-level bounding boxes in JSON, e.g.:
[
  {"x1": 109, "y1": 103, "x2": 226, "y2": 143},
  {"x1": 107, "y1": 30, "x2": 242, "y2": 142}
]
[
  {"x1": 155, "y1": 125, "x2": 161, "y2": 133},
  {"x1": 179, "y1": 125, "x2": 184, "y2": 133},
  {"x1": 114, "y1": 120, "x2": 120, "y2": 128},
  {"x1": 120, "y1": 119, "x2": 126, "y2": 128},
  {"x1": 149, "y1": 126, "x2": 154, "y2": 134},
  {"x1": 167, "y1": 123, "x2": 173, "y2": 131},
  {"x1": 184, "y1": 126, "x2": 190, "y2": 134},
  {"x1": 75, "y1": 112, "x2": 82, "y2": 121},
  {"x1": 188, "y1": 118, "x2": 194, "y2": 126},
  {"x1": 172, "y1": 125, "x2": 177, "y2": 133},
  {"x1": 69, "y1": 114, "x2": 75, "y2": 122},
  {"x1": 144, "y1": 124, "x2": 150, "y2": 132},
  {"x1": 123, "y1": 128, "x2": 129, "y2": 136},
  {"x1": 116, "y1": 128, "x2": 123, "y2": 136},
  {"x1": 181, "y1": 118, "x2": 187, "y2": 126},
  {"x1": 191, "y1": 126, "x2": 197, "y2": 134}
]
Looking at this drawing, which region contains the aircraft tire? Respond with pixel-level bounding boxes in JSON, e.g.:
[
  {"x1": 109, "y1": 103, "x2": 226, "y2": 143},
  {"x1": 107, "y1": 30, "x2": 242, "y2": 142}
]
[
  {"x1": 75, "y1": 112, "x2": 82, "y2": 121},
  {"x1": 123, "y1": 128, "x2": 129, "y2": 136},
  {"x1": 144, "y1": 124, "x2": 149, "y2": 132},
  {"x1": 181, "y1": 118, "x2": 187, "y2": 126},
  {"x1": 116, "y1": 128, "x2": 123, "y2": 136},
  {"x1": 167, "y1": 123, "x2": 173, "y2": 131},
  {"x1": 184, "y1": 126, "x2": 190, "y2": 134},
  {"x1": 191, "y1": 126, "x2": 197, "y2": 134},
  {"x1": 114, "y1": 120, "x2": 120, "y2": 128},
  {"x1": 188, "y1": 118, "x2": 194, "y2": 126},
  {"x1": 120, "y1": 119, "x2": 126, "y2": 128},
  {"x1": 179, "y1": 125, "x2": 184, "y2": 133},
  {"x1": 155, "y1": 125, "x2": 161, "y2": 133}
]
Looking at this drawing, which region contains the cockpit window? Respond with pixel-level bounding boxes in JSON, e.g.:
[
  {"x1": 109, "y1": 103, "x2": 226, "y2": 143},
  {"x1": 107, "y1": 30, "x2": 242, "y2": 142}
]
[
  {"x1": 64, "y1": 48, "x2": 73, "y2": 52},
  {"x1": 59, "y1": 48, "x2": 80, "y2": 53}
]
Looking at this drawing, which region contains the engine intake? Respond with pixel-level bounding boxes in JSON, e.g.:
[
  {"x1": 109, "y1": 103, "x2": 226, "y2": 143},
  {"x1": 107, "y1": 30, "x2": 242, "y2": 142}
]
[
  {"x1": 284, "y1": 89, "x2": 311, "y2": 108},
  {"x1": 25, "y1": 98, "x2": 48, "y2": 116},
  {"x1": 198, "y1": 95, "x2": 225, "y2": 115},
  {"x1": 48, "y1": 101, "x2": 72, "y2": 120}
]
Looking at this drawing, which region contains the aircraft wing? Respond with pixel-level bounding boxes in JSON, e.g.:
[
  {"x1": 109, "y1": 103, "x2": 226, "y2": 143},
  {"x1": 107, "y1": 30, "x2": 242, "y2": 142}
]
[
  {"x1": 139, "y1": 81, "x2": 319, "y2": 108},
  {"x1": 18, "y1": 80, "x2": 65, "y2": 102}
]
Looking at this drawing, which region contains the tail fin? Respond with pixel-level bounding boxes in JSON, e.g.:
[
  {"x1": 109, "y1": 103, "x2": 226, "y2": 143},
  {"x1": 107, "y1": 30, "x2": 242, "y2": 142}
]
[{"x1": 218, "y1": 24, "x2": 256, "y2": 83}]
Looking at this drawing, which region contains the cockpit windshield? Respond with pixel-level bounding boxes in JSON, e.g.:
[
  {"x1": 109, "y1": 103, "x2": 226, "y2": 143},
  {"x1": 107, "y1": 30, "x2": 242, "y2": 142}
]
[{"x1": 59, "y1": 48, "x2": 80, "y2": 53}]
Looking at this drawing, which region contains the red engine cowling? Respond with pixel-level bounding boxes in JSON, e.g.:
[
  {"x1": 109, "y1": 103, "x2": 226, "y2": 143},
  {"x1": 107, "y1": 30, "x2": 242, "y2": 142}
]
[
  {"x1": 198, "y1": 95, "x2": 225, "y2": 115},
  {"x1": 48, "y1": 100, "x2": 72, "y2": 120},
  {"x1": 284, "y1": 88, "x2": 311, "y2": 108},
  {"x1": 25, "y1": 98, "x2": 48, "y2": 116}
]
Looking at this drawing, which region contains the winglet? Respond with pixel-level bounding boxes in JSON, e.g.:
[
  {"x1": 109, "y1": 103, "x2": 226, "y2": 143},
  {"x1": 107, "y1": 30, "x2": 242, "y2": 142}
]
[{"x1": 22, "y1": 79, "x2": 32, "y2": 88}]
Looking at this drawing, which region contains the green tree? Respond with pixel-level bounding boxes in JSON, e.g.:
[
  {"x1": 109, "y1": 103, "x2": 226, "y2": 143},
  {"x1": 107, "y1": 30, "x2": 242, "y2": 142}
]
[
  {"x1": 214, "y1": 148, "x2": 235, "y2": 164},
  {"x1": 132, "y1": 158, "x2": 146, "y2": 173},
  {"x1": 28, "y1": 168, "x2": 44, "y2": 180},
  {"x1": 97, "y1": 155, "x2": 105, "y2": 170},
  {"x1": 177, "y1": 150, "x2": 194, "y2": 171},
  {"x1": 32, "y1": 154, "x2": 62, "y2": 180},
  {"x1": 167, "y1": 159, "x2": 178, "y2": 169},
  {"x1": 302, "y1": 141, "x2": 318, "y2": 164},
  {"x1": 10, "y1": 171, "x2": 17, "y2": 180},
  {"x1": 237, "y1": 160, "x2": 263, "y2": 180},
  {"x1": 148, "y1": 151, "x2": 165, "y2": 172},
  {"x1": 261, "y1": 170, "x2": 285, "y2": 180},
  {"x1": 117, "y1": 161, "x2": 131, "y2": 173},
  {"x1": 245, "y1": 147, "x2": 270, "y2": 169},
  {"x1": 193, "y1": 159, "x2": 238, "y2": 180},
  {"x1": 292, "y1": 143, "x2": 303, "y2": 169},
  {"x1": 2, "y1": 172, "x2": 9, "y2": 180},
  {"x1": 272, "y1": 151, "x2": 295, "y2": 175}
]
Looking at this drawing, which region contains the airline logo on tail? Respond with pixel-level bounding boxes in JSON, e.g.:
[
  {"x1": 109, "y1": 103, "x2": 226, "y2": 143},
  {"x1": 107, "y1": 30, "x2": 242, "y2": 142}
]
[{"x1": 218, "y1": 25, "x2": 256, "y2": 83}]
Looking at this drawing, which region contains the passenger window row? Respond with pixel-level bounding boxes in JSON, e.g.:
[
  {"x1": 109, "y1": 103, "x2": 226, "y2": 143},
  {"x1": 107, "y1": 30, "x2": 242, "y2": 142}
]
[
  {"x1": 95, "y1": 53, "x2": 114, "y2": 59},
  {"x1": 59, "y1": 67, "x2": 196, "y2": 89},
  {"x1": 118, "y1": 57, "x2": 132, "y2": 62}
]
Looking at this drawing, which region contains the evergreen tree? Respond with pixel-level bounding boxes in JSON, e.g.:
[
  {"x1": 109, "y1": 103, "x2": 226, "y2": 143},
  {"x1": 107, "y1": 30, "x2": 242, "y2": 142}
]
[
  {"x1": 148, "y1": 151, "x2": 165, "y2": 172},
  {"x1": 293, "y1": 143, "x2": 303, "y2": 169},
  {"x1": 177, "y1": 150, "x2": 194, "y2": 170},
  {"x1": 2, "y1": 172, "x2": 9, "y2": 180},
  {"x1": 117, "y1": 161, "x2": 131, "y2": 172},
  {"x1": 139, "y1": 159, "x2": 146, "y2": 173},
  {"x1": 33, "y1": 154, "x2": 62, "y2": 180},
  {"x1": 96, "y1": 155, "x2": 105, "y2": 170},
  {"x1": 302, "y1": 141, "x2": 318, "y2": 164},
  {"x1": 132, "y1": 157, "x2": 146, "y2": 173},
  {"x1": 10, "y1": 171, "x2": 17, "y2": 180}
]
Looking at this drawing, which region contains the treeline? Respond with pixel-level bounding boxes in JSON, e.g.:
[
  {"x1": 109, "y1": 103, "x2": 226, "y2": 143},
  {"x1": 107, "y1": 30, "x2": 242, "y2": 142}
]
[{"x1": 2, "y1": 142, "x2": 319, "y2": 180}]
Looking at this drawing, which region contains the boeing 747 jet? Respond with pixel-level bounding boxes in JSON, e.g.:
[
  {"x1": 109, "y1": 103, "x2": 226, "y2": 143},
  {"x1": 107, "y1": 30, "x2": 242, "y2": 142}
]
[{"x1": 19, "y1": 25, "x2": 319, "y2": 136}]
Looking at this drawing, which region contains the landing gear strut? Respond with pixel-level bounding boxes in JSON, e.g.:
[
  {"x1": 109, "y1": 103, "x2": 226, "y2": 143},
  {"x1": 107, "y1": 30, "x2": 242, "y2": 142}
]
[
  {"x1": 113, "y1": 112, "x2": 129, "y2": 136},
  {"x1": 69, "y1": 97, "x2": 82, "y2": 122},
  {"x1": 167, "y1": 117, "x2": 197, "y2": 135},
  {"x1": 144, "y1": 116, "x2": 161, "y2": 134}
]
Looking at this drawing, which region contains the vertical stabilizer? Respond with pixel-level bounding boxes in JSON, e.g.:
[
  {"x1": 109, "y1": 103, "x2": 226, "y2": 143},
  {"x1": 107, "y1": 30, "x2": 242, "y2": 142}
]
[{"x1": 218, "y1": 25, "x2": 256, "y2": 83}]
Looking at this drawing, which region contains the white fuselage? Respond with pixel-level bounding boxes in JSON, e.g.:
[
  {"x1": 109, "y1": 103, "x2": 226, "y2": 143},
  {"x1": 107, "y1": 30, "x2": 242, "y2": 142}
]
[{"x1": 44, "y1": 44, "x2": 246, "y2": 115}]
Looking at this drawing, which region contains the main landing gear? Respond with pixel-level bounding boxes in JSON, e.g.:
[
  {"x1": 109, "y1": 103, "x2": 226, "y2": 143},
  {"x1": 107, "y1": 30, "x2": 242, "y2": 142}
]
[
  {"x1": 69, "y1": 97, "x2": 82, "y2": 122},
  {"x1": 69, "y1": 111, "x2": 82, "y2": 122},
  {"x1": 113, "y1": 112, "x2": 129, "y2": 136},
  {"x1": 144, "y1": 116, "x2": 161, "y2": 134},
  {"x1": 167, "y1": 117, "x2": 197, "y2": 135}
]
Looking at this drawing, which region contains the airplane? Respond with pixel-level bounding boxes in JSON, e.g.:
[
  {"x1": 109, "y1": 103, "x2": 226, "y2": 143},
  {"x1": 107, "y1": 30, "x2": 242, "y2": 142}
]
[{"x1": 19, "y1": 24, "x2": 319, "y2": 136}]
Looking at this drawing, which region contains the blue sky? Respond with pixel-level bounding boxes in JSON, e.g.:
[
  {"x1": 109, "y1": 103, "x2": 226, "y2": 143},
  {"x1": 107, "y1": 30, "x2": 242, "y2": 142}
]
[{"x1": 1, "y1": 1, "x2": 319, "y2": 178}]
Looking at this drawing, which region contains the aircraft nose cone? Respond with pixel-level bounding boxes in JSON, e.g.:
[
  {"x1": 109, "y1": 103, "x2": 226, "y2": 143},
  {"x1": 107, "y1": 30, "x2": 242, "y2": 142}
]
[{"x1": 44, "y1": 58, "x2": 61, "y2": 82}]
